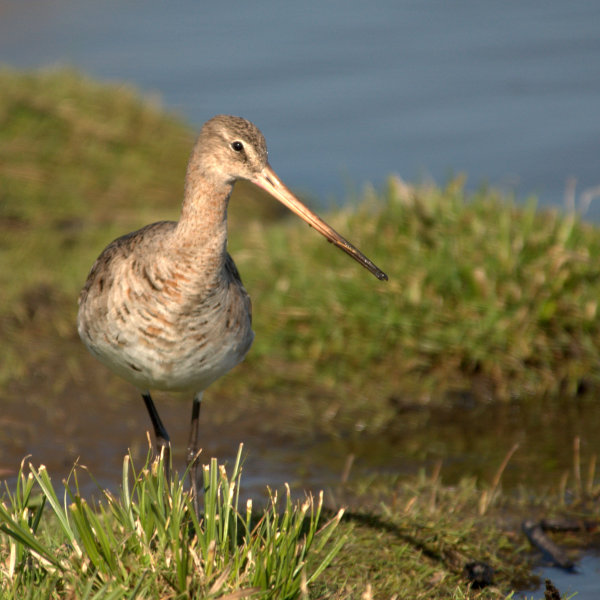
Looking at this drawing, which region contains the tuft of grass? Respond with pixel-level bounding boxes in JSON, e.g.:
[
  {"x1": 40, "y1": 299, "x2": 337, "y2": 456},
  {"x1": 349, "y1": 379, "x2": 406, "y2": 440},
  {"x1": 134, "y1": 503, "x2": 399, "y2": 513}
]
[
  {"x1": 2, "y1": 434, "x2": 597, "y2": 598},
  {"x1": 0, "y1": 445, "x2": 344, "y2": 599},
  {"x1": 1, "y1": 447, "x2": 571, "y2": 599}
]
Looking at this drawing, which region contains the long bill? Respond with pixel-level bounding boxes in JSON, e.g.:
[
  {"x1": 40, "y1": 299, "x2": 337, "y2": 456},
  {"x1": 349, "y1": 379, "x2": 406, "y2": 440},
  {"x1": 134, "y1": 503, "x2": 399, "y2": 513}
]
[{"x1": 251, "y1": 164, "x2": 388, "y2": 281}]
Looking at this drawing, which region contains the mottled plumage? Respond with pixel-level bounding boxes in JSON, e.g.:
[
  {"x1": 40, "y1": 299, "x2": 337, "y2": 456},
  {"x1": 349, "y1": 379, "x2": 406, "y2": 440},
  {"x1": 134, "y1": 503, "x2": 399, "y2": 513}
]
[{"x1": 79, "y1": 222, "x2": 252, "y2": 393}]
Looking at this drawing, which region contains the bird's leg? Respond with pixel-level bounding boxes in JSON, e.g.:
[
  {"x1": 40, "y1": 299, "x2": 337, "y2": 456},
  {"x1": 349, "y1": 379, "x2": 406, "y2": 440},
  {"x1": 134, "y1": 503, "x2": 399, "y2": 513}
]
[
  {"x1": 141, "y1": 391, "x2": 171, "y2": 479},
  {"x1": 186, "y1": 392, "x2": 203, "y2": 513}
]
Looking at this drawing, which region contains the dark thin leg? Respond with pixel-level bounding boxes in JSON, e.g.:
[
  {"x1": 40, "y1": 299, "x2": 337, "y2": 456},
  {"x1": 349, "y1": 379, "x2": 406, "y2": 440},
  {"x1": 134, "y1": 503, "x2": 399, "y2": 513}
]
[
  {"x1": 186, "y1": 392, "x2": 203, "y2": 513},
  {"x1": 142, "y1": 391, "x2": 171, "y2": 479}
]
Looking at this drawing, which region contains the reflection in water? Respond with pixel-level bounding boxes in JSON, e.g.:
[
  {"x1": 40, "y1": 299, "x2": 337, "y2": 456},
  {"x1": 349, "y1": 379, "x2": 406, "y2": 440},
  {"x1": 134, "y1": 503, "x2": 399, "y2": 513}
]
[{"x1": 2, "y1": 377, "x2": 600, "y2": 501}]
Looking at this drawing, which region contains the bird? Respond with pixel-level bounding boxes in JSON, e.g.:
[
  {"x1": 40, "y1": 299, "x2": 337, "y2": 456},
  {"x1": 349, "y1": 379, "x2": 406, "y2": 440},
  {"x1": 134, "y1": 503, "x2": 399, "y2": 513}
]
[{"x1": 77, "y1": 115, "x2": 387, "y2": 501}]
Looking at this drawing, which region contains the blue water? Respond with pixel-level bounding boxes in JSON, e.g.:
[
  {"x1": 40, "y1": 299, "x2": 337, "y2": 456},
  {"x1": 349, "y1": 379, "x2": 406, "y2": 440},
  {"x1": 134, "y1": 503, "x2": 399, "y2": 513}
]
[
  {"x1": 1, "y1": 0, "x2": 599, "y2": 216},
  {"x1": 520, "y1": 554, "x2": 600, "y2": 600}
]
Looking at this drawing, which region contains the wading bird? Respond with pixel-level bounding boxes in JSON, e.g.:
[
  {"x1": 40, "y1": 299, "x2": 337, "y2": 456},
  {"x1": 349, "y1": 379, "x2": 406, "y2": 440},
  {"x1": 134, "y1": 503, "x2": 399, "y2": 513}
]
[{"x1": 77, "y1": 115, "x2": 387, "y2": 500}]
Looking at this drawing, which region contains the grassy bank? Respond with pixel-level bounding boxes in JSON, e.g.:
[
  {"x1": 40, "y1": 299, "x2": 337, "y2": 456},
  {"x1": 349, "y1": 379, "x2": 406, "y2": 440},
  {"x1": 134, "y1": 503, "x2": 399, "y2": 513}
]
[
  {"x1": 2, "y1": 67, "x2": 600, "y2": 597},
  {"x1": 0, "y1": 446, "x2": 548, "y2": 599},
  {"x1": 3, "y1": 442, "x2": 600, "y2": 598},
  {"x1": 2, "y1": 67, "x2": 600, "y2": 425}
]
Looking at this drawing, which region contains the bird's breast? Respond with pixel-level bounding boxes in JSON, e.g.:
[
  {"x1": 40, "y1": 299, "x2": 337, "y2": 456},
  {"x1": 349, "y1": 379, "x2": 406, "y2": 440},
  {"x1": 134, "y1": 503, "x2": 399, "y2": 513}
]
[{"x1": 78, "y1": 250, "x2": 254, "y2": 393}]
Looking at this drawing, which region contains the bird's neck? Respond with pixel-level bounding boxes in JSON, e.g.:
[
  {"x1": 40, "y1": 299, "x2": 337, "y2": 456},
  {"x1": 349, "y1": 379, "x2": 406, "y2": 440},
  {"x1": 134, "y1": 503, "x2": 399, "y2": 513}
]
[{"x1": 174, "y1": 172, "x2": 232, "y2": 265}]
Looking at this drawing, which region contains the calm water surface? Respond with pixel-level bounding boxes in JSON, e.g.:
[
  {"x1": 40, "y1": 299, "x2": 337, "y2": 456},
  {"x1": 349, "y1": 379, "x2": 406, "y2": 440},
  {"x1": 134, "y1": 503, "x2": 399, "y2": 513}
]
[
  {"x1": 1, "y1": 1, "x2": 599, "y2": 215},
  {"x1": 519, "y1": 554, "x2": 600, "y2": 600}
]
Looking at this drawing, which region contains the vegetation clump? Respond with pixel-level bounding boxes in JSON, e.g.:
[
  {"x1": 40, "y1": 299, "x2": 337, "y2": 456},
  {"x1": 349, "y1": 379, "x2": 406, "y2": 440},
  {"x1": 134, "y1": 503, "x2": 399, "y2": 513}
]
[{"x1": 0, "y1": 447, "x2": 344, "y2": 599}]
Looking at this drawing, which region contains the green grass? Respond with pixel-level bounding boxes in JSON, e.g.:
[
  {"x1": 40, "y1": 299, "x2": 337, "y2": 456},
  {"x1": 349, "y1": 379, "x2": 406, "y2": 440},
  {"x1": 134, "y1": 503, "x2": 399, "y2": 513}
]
[
  {"x1": 4, "y1": 443, "x2": 597, "y2": 598},
  {"x1": 0, "y1": 447, "x2": 566, "y2": 599},
  {"x1": 236, "y1": 176, "x2": 600, "y2": 405},
  {"x1": 0, "y1": 446, "x2": 344, "y2": 599}
]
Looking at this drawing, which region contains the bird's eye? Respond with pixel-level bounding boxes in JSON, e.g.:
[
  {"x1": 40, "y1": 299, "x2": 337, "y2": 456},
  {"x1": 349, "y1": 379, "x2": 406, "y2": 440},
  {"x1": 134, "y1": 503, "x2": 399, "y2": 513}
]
[{"x1": 231, "y1": 141, "x2": 244, "y2": 152}]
